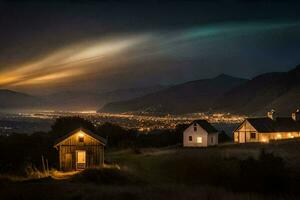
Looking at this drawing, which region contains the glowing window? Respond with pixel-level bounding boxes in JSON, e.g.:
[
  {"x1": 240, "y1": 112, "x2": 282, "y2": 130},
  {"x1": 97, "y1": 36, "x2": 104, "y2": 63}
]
[
  {"x1": 78, "y1": 135, "x2": 84, "y2": 143},
  {"x1": 197, "y1": 137, "x2": 202, "y2": 143},
  {"x1": 250, "y1": 132, "x2": 256, "y2": 139}
]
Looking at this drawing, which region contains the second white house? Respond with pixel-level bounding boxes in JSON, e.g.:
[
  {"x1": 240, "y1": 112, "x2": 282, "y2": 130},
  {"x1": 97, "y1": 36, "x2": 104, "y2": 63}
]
[{"x1": 183, "y1": 120, "x2": 218, "y2": 147}]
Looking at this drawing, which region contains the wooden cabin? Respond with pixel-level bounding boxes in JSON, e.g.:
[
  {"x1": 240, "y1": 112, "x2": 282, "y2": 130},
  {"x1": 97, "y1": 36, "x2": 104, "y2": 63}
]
[
  {"x1": 234, "y1": 110, "x2": 300, "y2": 143},
  {"x1": 183, "y1": 120, "x2": 218, "y2": 147},
  {"x1": 54, "y1": 128, "x2": 107, "y2": 171}
]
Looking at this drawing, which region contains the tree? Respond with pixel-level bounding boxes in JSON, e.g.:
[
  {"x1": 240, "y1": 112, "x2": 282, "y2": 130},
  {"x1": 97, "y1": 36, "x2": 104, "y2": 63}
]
[
  {"x1": 50, "y1": 116, "x2": 95, "y2": 139},
  {"x1": 218, "y1": 130, "x2": 232, "y2": 143},
  {"x1": 96, "y1": 122, "x2": 136, "y2": 147}
]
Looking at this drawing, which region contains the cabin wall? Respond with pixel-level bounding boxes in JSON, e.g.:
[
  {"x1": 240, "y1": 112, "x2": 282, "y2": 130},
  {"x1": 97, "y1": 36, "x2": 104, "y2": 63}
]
[
  {"x1": 207, "y1": 133, "x2": 218, "y2": 146},
  {"x1": 183, "y1": 124, "x2": 208, "y2": 147},
  {"x1": 59, "y1": 132, "x2": 101, "y2": 146},
  {"x1": 234, "y1": 121, "x2": 300, "y2": 143},
  {"x1": 259, "y1": 132, "x2": 300, "y2": 142},
  {"x1": 57, "y1": 131, "x2": 105, "y2": 171},
  {"x1": 234, "y1": 121, "x2": 258, "y2": 143},
  {"x1": 59, "y1": 145, "x2": 104, "y2": 171}
]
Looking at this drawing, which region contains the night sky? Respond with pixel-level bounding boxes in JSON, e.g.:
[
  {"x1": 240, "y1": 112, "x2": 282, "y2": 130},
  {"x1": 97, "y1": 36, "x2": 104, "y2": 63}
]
[{"x1": 0, "y1": 0, "x2": 300, "y2": 94}]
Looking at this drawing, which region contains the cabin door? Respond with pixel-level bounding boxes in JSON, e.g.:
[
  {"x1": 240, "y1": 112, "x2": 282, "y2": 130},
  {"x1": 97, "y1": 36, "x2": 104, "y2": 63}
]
[
  {"x1": 76, "y1": 150, "x2": 86, "y2": 170},
  {"x1": 65, "y1": 153, "x2": 73, "y2": 171},
  {"x1": 239, "y1": 132, "x2": 246, "y2": 143}
]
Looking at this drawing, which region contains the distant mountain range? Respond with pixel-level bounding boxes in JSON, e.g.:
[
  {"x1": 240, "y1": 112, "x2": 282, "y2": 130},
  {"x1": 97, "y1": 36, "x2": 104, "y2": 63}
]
[
  {"x1": 0, "y1": 89, "x2": 42, "y2": 109},
  {"x1": 100, "y1": 74, "x2": 247, "y2": 114},
  {"x1": 100, "y1": 65, "x2": 300, "y2": 115},
  {"x1": 1, "y1": 65, "x2": 300, "y2": 115},
  {"x1": 0, "y1": 85, "x2": 167, "y2": 111},
  {"x1": 44, "y1": 85, "x2": 167, "y2": 110},
  {"x1": 215, "y1": 65, "x2": 300, "y2": 115}
]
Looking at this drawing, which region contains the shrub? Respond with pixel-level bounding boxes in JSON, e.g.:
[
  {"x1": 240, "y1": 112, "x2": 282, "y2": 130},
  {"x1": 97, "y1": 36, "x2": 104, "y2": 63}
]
[{"x1": 237, "y1": 149, "x2": 288, "y2": 193}]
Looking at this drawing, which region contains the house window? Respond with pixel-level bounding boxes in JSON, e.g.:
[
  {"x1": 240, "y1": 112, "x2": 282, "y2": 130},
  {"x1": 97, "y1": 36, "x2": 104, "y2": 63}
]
[
  {"x1": 250, "y1": 132, "x2": 256, "y2": 139},
  {"x1": 194, "y1": 125, "x2": 197, "y2": 132},
  {"x1": 189, "y1": 136, "x2": 193, "y2": 141},
  {"x1": 197, "y1": 137, "x2": 202, "y2": 143},
  {"x1": 211, "y1": 137, "x2": 214, "y2": 143},
  {"x1": 78, "y1": 135, "x2": 84, "y2": 143}
]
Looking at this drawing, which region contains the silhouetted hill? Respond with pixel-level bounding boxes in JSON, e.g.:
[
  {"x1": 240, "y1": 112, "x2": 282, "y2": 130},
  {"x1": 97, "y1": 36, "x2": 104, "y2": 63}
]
[
  {"x1": 44, "y1": 85, "x2": 167, "y2": 110},
  {"x1": 215, "y1": 65, "x2": 300, "y2": 115},
  {"x1": 0, "y1": 85, "x2": 167, "y2": 111},
  {"x1": 0, "y1": 89, "x2": 42, "y2": 109},
  {"x1": 100, "y1": 74, "x2": 247, "y2": 114}
]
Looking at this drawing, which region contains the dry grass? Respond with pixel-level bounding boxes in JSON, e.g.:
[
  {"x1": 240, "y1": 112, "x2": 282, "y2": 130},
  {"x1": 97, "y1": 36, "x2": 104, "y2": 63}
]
[
  {"x1": 2, "y1": 139, "x2": 300, "y2": 199},
  {"x1": 0, "y1": 182, "x2": 297, "y2": 200}
]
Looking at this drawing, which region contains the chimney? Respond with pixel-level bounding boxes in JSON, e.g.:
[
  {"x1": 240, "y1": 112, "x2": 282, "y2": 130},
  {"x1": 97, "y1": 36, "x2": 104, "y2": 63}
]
[
  {"x1": 267, "y1": 109, "x2": 277, "y2": 120},
  {"x1": 292, "y1": 109, "x2": 300, "y2": 122}
]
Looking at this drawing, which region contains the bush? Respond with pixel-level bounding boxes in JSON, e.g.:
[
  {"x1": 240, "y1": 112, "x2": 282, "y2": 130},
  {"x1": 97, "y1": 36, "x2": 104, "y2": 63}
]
[
  {"x1": 218, "y1": 130, "x2": 232, "y2": 143},
  {"x1": 159, "y1": 150, "x2": 240, "y2": 185},
  {"x1": 0, "y1": 133, "x2": 57, "y2": 175},
  {"x1": 237, "y1": 149, "x2": 289, "y2": 193}
]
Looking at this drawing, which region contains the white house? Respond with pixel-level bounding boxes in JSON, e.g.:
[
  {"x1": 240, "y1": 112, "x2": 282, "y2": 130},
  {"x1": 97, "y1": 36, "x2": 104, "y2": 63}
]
[{"x1": 183, "y1": 120, "x2": 218, "y2": 147}]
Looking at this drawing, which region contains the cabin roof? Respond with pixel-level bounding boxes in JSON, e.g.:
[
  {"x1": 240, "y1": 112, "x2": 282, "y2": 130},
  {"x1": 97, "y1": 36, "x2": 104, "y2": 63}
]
[
  {"x1": 54, "y1": 127, "x2": 107, "y2": 147},
  {"x1": 245, "y1": 117, "x2": 300, "y2": 133},
  {"x1": 192, "y1": 120, "x2": 218, "y2": 133}
]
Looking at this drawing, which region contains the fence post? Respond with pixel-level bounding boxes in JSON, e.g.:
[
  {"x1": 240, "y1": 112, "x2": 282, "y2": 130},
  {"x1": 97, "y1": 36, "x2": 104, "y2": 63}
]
[
  {"x1": 46, "y1": 159, "x2": 49, "y2": 176},
  {"x1": 41, "y1": 155, "x2": 46, "y2": 175}
]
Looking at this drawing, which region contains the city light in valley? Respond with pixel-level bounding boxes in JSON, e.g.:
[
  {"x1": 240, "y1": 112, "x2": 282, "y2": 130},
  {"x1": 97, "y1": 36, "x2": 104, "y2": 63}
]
[{"x1": 0, "y1": 111, "x2": 245, "y2": 135}]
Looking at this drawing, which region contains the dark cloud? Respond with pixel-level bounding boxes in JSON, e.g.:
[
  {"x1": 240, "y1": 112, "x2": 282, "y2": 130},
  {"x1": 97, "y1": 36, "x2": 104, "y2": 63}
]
[{"x1": 0, "y1": 0, "x2": 300, "y2": 94}]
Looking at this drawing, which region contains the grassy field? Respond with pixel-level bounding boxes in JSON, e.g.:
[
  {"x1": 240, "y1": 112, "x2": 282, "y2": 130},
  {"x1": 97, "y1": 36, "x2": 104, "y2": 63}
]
[{"x1": 2, "y1": 140, "x2": 300, "y2": 199}]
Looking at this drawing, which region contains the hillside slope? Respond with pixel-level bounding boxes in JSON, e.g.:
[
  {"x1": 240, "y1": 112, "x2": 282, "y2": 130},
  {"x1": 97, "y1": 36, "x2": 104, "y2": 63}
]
[
  {"x1": 44, "y1": 85, "x2": 167, "y2": 110},
  {"x1": 0, "y1": 89, "x2": 42, "y2": 109},
  {"x1": 215, "y1": 65, "x2": 300, "y2": 115},
  {"x1": 100, "y1": 74, "x2": 247, "y2": 114}
]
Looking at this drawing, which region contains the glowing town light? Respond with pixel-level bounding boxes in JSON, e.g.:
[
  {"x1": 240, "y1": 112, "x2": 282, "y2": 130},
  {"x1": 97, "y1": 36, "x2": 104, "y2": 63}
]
[
  {"x1": 261, "y1": 137, "x2": 268, "y2": 143},
  {"x1": 276, "y1": 134, "x2": 282, "y2": 139}
]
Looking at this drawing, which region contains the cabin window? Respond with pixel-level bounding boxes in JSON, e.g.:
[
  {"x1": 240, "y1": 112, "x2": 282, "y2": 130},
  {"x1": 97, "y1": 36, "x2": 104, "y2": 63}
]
[
  {"x1": 211, "y1": 137, "x2": 214, "y2": 143},
  {"x1": 250, "y1": 132, "x2": 256, "y2": 139},
  {"x1": 194, "y1": 126, "x2": 197, "y2": 132},
  {"x1": 78, "y1": 135, "x2": 84, "y2": 143},
  {"x1": 197, "y1": 137, "x2": 202, "y2": 143},
  {"x1": 189, "y1": 136, "x2": 193, "y2": 141}
]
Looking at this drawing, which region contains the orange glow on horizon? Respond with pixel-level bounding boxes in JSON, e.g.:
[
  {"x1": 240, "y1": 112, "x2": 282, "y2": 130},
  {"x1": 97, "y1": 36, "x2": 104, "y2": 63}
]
[{"x1": 0, "y1": 35, "x2": 149, "y2": 88}]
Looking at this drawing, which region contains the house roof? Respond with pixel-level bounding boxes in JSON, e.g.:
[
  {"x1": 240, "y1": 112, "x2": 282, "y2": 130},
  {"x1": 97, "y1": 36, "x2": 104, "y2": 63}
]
[
  {"x1": 245, "y1": 117, "x2": 300, "y2": 133},
  {"x1": 54, "y1": 127, "x2": 107, "y2": 147},
  {"x1": 192, "y1": 120, "x2": 218, "y2": 133}
]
